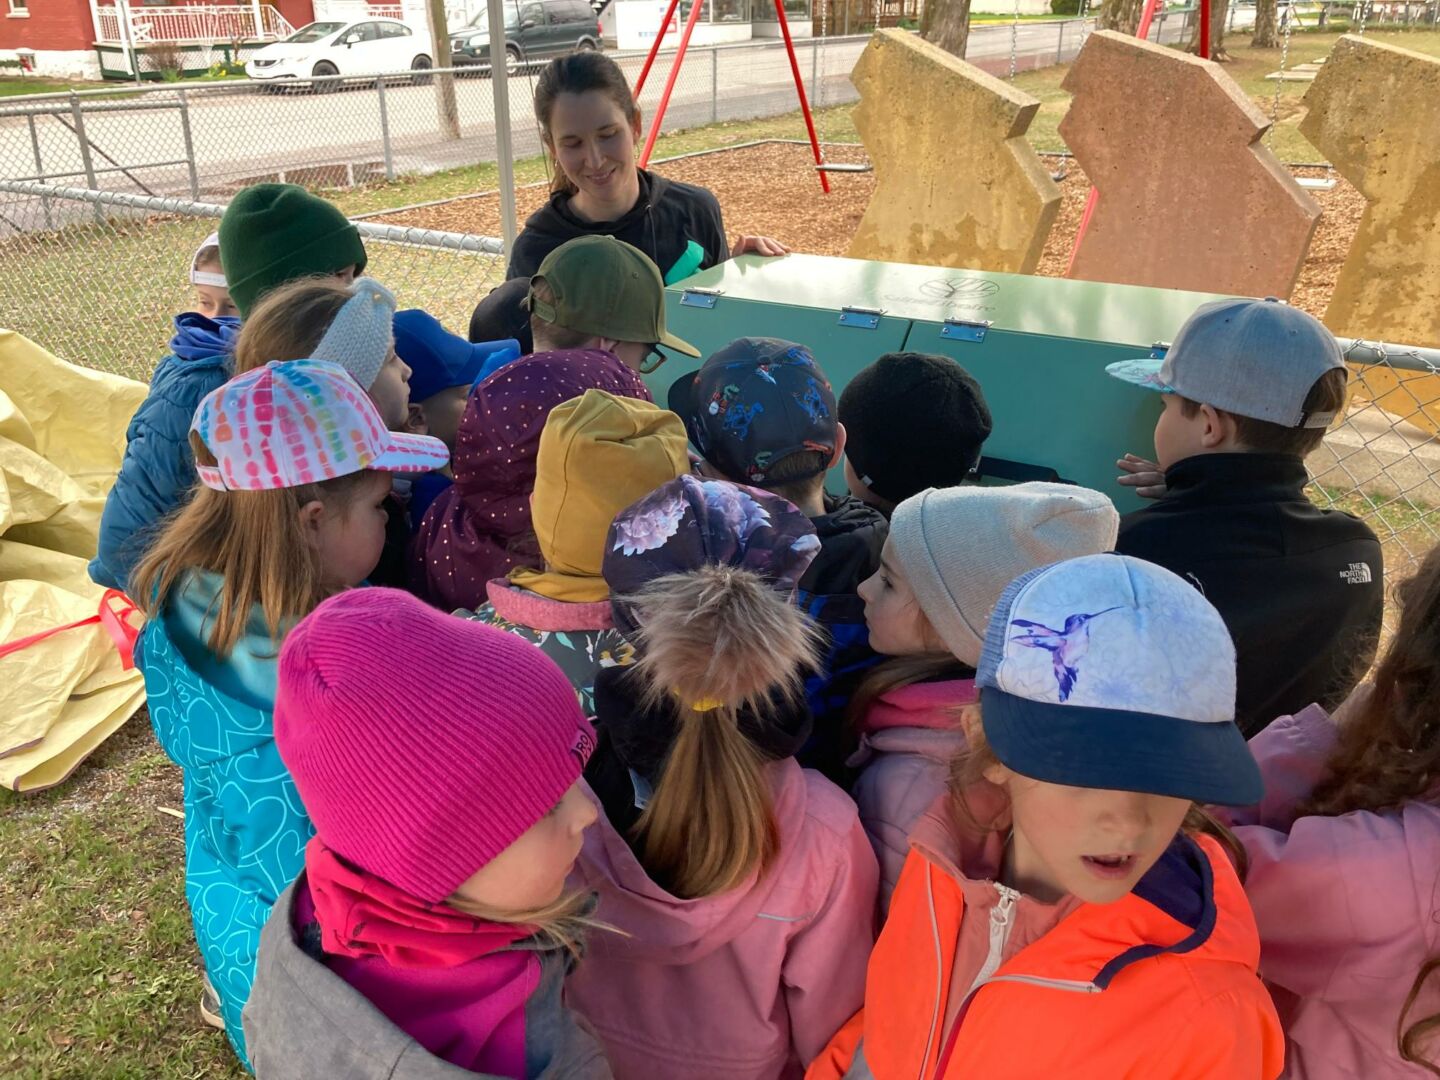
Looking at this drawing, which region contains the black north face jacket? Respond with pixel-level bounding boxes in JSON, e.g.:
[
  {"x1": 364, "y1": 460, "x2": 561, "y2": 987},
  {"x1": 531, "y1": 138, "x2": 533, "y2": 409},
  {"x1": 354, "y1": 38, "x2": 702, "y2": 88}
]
[{"x1": 1115, "y1": 452, "x2": 1383, "y2": 737}]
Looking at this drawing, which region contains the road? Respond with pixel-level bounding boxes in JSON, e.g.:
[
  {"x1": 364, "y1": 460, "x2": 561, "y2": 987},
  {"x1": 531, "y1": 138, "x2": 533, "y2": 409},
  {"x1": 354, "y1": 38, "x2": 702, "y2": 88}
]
[{"x1": 0, "y1": 17, "x2": 1192, "y2": 235}]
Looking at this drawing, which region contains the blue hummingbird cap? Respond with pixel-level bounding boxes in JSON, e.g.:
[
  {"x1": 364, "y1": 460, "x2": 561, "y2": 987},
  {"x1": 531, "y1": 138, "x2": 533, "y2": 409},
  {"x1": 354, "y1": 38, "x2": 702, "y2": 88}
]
[
  {"x1": 976, "y1": 553, "x2": 1262, "y2": 806},
  {"x1": 667, "y1": 337, "x2": 838, "y2": 487}
]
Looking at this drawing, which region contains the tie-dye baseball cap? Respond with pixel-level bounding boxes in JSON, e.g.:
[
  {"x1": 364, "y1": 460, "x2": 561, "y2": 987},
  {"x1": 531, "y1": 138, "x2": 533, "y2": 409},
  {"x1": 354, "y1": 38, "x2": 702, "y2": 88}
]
[
  {"x1": 191, "y1": 359, "x2": 449, "y2": 492},
  {"x1": 976, "y1": 552, "x2": 1261, "y2": 806}
]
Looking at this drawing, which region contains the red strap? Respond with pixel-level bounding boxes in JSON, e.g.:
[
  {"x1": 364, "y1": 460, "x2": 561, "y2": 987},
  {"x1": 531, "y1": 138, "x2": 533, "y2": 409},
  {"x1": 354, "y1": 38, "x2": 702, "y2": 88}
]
[{"x1": 0, "y1": 589, "x2": 142, "y2": 670}]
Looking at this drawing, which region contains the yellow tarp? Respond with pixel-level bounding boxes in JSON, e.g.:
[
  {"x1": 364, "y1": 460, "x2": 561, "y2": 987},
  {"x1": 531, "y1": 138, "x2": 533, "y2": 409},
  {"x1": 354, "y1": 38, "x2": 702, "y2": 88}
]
[{"x1": 0, "y1": 330, "x2": 149, "y2": 792}]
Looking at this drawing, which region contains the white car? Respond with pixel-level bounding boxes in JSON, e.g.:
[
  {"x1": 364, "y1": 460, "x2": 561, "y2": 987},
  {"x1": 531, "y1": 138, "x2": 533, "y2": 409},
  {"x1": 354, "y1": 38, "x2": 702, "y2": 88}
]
[{"x1": 246, "y1": 19, "x2": 435, "y2": 87}]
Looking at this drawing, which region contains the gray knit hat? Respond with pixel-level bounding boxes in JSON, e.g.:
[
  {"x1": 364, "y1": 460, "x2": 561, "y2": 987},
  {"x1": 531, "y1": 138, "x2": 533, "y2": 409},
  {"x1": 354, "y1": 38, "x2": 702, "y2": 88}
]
[
  {"x1": 311, "y1": 277, "x2": 396, "y2": 390},
  {"x1": 889, "y1": 482, "x2": 1120, "y2": 667}
]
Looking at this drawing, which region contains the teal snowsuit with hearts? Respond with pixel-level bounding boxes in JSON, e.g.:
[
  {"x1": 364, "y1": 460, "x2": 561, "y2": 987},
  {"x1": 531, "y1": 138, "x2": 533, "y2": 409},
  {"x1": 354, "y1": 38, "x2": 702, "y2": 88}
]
[{"x1": 137, "y1": 571, "x2": 312, "y2": 1071}]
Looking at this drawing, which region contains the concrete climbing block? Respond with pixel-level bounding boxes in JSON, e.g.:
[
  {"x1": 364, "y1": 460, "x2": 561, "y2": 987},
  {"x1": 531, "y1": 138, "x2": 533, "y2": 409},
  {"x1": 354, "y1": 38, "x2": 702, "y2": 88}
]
[
  {"x1": 847, "y1": 29, "x2": 1061, "y2": 274},
  {"x1": 1300, "y1": 35, "x2": 1440, "y2": 435},
  {"x1": 1060, "y1": 31, "x2": 1319, "y2": 298}
]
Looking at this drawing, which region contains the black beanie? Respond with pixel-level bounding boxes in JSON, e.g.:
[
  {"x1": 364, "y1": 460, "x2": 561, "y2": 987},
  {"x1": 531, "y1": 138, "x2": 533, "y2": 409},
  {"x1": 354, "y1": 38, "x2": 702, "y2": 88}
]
[{"x1": 838, "y1": 352, "x2": 992, "y2": 504}]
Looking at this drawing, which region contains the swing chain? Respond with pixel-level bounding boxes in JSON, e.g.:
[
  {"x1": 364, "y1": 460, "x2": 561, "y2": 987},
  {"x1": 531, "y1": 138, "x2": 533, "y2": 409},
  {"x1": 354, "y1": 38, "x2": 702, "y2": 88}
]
[
  {"x1": 1009, "y1": 0, "x2": 1020, "y2": 81},
  {"x1": 1269, "y1": 0, "x2": 1293, "y2": 143}
]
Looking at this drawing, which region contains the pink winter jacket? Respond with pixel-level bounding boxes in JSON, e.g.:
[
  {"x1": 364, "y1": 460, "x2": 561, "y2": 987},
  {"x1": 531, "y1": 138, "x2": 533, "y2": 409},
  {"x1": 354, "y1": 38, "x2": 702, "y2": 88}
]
[
  {"x1": 848, "y1": 679, "x2": 975, "y2": 915},
  {"x1": 1226, "y1": 704, "x2": 1440, "y2": 1079},
  {"x1": 566, "y1": 761, "x2": 879, "y2": 1080}
]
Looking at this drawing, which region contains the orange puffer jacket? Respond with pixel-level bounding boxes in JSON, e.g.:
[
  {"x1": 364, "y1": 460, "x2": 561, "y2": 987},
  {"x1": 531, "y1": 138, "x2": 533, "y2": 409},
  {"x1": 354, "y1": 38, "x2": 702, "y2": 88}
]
[{"x1": 808, "y1": 799, "x2": 1284, "y2": 1080}]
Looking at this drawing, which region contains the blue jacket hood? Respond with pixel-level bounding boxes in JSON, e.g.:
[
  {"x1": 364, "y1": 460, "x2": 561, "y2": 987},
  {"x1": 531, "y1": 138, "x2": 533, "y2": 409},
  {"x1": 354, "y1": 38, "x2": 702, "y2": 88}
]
[{"x1": 170, "y1": 312, "x2": 240, "y2": 364}]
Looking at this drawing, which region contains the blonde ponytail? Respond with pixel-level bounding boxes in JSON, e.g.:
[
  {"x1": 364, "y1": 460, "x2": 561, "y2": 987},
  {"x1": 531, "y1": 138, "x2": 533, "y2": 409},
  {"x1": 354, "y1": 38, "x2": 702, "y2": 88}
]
[{"x1": 621, "y1": 565, "x2": 822, "y2": 899}]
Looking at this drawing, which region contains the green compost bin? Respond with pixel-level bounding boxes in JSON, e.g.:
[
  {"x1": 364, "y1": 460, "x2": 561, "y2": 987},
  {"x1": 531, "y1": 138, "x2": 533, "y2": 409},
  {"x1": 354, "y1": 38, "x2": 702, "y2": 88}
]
[{"x1": 654, "y1": 253, "x2": 1239, "y2": 512}]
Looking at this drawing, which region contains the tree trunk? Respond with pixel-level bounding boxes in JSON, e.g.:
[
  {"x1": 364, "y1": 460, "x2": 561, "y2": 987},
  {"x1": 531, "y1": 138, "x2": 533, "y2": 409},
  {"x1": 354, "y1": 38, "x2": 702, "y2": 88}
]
[
  {"x1": 1100, "y1": 0, "x2": 1145, "y2": 34},
  {"x1": 1253, "y1": 0, "x2": 1279, "y2": 46},
  {"x1": 922, "y1": 0, "x2": 973, "y2": 56},
  {"x1": 426, "y1": 0, "x2": 460, "y2": 141},
  {"x1": 1187, "y1": 0, "x2": 1233, "y2": 59}
]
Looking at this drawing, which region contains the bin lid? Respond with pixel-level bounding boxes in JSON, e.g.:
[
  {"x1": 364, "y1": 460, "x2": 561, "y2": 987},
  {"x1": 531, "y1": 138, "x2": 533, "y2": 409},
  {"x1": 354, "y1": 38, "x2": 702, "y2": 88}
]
[{"x1": 669, "y1": 253, "x2": 1241, "y2": 349}]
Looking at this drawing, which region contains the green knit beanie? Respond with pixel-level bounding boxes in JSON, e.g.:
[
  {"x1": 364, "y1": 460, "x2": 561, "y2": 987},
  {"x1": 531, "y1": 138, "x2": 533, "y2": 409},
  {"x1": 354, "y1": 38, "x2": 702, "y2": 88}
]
[{"x1": 218, "y1": 183, "x2": 368, "y2": 317}]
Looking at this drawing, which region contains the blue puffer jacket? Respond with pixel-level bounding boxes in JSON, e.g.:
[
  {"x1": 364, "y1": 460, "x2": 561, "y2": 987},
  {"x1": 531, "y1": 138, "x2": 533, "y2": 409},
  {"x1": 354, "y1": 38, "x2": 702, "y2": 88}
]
[
  {"x1": 90, "y1": 314, "x2": 240, "y2": 593},
  {"x1": 138, "y1": 570, "x2": 312, "y2": 1071}
]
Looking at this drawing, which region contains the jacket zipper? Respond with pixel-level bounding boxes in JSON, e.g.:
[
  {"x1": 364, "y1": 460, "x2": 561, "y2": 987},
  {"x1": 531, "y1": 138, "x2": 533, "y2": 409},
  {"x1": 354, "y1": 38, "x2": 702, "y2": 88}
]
[
  {"x1": 963, "y1": 884, "x2": 1018, "y2": 1001},
  {"x1": 923, "y1": 884, "x2": 1018, "y2": 1080}
]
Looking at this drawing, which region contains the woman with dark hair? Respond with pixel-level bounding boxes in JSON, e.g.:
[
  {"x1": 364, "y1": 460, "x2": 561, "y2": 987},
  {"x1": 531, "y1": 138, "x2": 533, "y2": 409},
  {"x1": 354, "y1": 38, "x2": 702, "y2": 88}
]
[
  {"x1": 1222, "y1": 541, "x2": 1440, "y2": 1078},
  {"x1": 470, "y1": 50, "x2": 785, "y2": 346}
]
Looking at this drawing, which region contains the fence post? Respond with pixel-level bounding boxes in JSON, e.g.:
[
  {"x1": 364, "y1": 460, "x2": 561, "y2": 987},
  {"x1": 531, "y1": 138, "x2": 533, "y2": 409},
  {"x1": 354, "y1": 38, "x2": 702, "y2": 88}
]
[
  {"x1": 1156, "y1": 9, "x2": 1166, "y2": 39},
  {"x1": 710, "y1": 47, "x2": 718, "y2": 124},
  {"x1": 377, "y1": 75, "x2": 395, "y2": 180},
  {"x1": 177, "y1": 88, "x2": 200, "y2": 199},
  {"x1": 69, "y1": 92, "x2": 103, "y2": 222},
  {"x1": 1056, "y1": 19, "x2": 1065, "y2": 62},
  {"x1": 26, "y1": 114, "x2": 54, "y2": 230}
]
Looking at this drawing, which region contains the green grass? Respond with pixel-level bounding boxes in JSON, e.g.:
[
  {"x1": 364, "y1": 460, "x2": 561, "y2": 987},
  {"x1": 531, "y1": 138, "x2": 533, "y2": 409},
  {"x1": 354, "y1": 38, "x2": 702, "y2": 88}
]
[
  {"x1": 1007, "y1": 27, "x2": 1440, "y2": 161},
  {"x1": 0, "y1": 717, "x2": 245, "y2": 1078},
  {"x1": 0, "y1": 77, "x2": 105, "y2": 98},
  {"x1": 971, "y1": 12, "x2": 1073, "y2": 22}
]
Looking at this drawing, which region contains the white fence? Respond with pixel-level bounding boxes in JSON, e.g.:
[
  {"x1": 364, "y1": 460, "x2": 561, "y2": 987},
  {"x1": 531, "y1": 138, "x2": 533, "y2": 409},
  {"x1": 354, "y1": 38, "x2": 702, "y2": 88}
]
[{"x1": 91, "y1": 3, "x2": 296, "y2": 46}]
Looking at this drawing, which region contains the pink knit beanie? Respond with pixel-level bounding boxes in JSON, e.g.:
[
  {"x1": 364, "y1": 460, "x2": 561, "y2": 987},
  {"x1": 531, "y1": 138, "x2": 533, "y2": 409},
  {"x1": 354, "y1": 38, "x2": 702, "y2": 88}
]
[{"x1": 274, "y1": 587, "x2": 594, "y2": 903}]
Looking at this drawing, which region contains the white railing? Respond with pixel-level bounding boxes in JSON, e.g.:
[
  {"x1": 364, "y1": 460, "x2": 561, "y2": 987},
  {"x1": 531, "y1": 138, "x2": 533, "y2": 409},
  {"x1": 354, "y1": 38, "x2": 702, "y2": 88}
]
[
  {"x1": 312, "y1": 0, "x2": 474, "y2": 26},
  {"x1": 92, "y1": 4, "x2": 296, "y2": 46}
]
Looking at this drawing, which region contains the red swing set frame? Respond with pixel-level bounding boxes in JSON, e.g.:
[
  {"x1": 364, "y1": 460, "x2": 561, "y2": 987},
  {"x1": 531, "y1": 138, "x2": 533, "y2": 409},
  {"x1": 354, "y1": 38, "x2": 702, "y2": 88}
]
[{"x1": 631, "y1": 0, "x2": 833, "y2": 194}]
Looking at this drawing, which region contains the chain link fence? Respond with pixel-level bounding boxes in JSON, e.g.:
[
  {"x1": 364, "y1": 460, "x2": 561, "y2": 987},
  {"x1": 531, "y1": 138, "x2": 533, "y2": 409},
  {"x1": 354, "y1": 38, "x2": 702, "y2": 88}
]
[
  {"x1": 0, "y1": 19, "x2": 1154, "y2": 236},
  {"x1": 0, "y1": 183, "x2": 504, "y2": 382},
  {"x1": 1310, "y1": 346, "x2": 1440, "y2": 595},
  {"x1": 2, "y1": 182, "x2": 1435, "y2": 596}
]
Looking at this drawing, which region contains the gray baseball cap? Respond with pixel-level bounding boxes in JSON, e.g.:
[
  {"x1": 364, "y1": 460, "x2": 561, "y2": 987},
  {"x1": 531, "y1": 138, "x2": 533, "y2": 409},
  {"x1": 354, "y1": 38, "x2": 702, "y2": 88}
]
[{"x1": 1106, "y1": 297, "x2": 1344, "y2": 429}]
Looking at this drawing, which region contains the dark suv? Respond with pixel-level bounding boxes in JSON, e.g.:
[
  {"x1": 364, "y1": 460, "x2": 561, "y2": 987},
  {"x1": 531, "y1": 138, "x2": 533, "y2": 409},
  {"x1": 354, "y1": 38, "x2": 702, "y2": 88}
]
[{"x1": 449, "y1": 0, "x2": 601, "y2": 73}]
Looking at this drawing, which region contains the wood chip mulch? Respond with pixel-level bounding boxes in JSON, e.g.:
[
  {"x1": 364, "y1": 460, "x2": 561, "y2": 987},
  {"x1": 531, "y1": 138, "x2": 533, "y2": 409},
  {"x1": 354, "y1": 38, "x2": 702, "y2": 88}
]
[{"x1": 373, "y1": 140, "x2": 1364, "y2": 315}]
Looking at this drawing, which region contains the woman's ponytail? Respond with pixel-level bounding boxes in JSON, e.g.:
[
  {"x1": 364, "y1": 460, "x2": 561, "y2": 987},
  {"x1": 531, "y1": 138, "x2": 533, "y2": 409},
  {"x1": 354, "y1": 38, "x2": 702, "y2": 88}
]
[{"x1": 622, "y1": 564, "x2": 821, "y2": 899}]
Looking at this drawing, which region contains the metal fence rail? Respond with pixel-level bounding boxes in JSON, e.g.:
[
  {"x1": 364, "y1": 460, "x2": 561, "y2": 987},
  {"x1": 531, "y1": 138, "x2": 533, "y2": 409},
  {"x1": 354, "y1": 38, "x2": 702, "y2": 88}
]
[
  {"x1": 2, "y1": 182, "x2": 1434, "y2": 594},
  {"x1": 0, "y1": 183, "x2": 505, "y2": 383},
  {"x1": 0, "y1": 20, "x2": 1174, "y2": 239}
]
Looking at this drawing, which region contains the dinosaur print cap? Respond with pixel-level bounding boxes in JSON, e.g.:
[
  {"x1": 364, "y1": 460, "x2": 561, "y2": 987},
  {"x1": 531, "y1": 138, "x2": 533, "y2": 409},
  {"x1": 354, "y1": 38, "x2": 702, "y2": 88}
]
[
  {"x1": 667, "y1": 337, "x2": 838, "y2": 486},
  {"x1": 976, "y1": 552, "x2": 1262, "y2": 806}
]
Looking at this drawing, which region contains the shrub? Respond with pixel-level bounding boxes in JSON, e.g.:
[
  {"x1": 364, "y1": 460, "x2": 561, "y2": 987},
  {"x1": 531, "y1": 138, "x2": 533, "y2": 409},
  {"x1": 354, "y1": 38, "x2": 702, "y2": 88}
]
[{"x1": 1051, "y1": 0, "x2": 1083, "y2": 14}]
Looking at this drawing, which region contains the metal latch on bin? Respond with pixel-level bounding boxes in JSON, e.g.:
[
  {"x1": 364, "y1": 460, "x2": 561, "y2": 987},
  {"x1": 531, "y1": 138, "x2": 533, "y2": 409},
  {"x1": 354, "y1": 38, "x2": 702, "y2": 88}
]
[
  {"x1": 680, "y1": 287, "x2": 723, "y2": 309},
  {"x1": 940, "y1": 317, "x2": 992, "y2": 343},
  {"x1": 1149, "y1": 341, "x2": 1171, "y2": 359},
  {"x1": 838, "y1": 305, "x2": 884, "y2": 330}
]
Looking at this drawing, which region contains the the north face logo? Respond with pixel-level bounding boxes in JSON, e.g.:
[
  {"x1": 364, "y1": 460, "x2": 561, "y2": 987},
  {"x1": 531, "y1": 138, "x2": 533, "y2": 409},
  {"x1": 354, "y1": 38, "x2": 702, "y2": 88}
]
[{"x1": 1339, "y1": 562, "x2": 1373, "y2": 585}]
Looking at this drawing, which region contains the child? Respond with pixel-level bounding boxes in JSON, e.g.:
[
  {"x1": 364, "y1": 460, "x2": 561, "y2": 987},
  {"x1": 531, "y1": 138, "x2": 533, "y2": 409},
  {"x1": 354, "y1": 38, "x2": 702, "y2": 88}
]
[
  {"x1": 132, "y1": 360, "x2": 448, "y2": 1066},
  {"x1": 668, "y1": 337, "x2": 888, "y2": 781},
  {"x1": 809, "y1": 553, "x2": 1284, "y2": 1080},
  {"x1": 90, "y1": 236, "x2": 243, "y2": 593},
  {"x1": 190, "y1": 233, "x2": 238, "y2": 320},
  {"x1": 218, "y1": 181, "x2": 366, "y2": 317},
  {"x1": 1108, "y1": 297, "x2": 1383, "y2": 736},
  {"x1": 837, "y1": 352, "x2": 993, "y2": 516},
  {"x1": 526, "y1": 236, "x2": 701, "y2": 374},
  {"x1": 568, "y1": 473, "x2": 878, "y2": 1080},
  {"x1": 849, "y1": 482, "x2": 1119, "y2": 911},
  {"x1": 411, "y1": 351, "x2": 654, "y2": 612},
  {"x1": 244, "y1": 588, "x2": 611, "y2": 1080},
  {"x1": 392, "y1": 309, "x2": 521, "y2": 528},
  {"x1": 236, "y1": 277, "x2": 413, "y2": 431},
  {"x1": 234, "y1": 277, "x2": 420, "y2": 588},
  {"x1": 90, "y1": 185, "x2": 366, "y2": 594},
  {"x1": 468, "y1": 389, "x2": 689, "y2": 714},
  {"x1": 1221, "y1": 542, "x2": 1440, "y2": 1078}
]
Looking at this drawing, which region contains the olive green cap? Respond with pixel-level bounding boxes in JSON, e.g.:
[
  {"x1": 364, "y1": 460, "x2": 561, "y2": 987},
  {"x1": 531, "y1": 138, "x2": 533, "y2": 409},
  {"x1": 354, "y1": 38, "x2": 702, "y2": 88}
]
[{"x1": 528, "y1": 236, "x2": 700, "y2": 358}]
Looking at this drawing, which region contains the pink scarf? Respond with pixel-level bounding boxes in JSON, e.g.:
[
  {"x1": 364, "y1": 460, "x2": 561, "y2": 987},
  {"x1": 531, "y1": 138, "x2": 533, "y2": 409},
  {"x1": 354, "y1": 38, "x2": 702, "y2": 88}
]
[{"x1": 305, "y1": 838, "x2": 540, "y2": 1076}]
